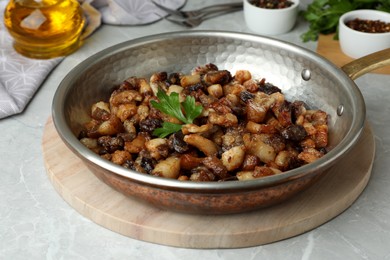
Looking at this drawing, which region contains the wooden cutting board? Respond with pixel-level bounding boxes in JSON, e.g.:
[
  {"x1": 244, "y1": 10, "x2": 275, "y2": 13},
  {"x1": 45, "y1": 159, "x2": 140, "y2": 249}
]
[
  {"x1": 317, "y1": 33, "x2": 390, "y2": 74},
  {"x1": 42, "y1": 118, "x2": 375, "y2": 248}
]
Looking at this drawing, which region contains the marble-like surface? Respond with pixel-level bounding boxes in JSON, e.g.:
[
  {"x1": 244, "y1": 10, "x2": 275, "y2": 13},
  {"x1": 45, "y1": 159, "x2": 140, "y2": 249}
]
[{"x1": 1, "y1": 0, "x2": 390, "y2": 259}]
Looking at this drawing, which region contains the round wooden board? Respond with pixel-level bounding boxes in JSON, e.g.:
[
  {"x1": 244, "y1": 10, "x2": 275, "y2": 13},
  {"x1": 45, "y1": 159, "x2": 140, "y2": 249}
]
[
  {"x1": 42, "y1": 118, "x2": 375, "y2": 248},
  {"x1": 316, "y1": 33, "x2": 390, "y2": 75}
]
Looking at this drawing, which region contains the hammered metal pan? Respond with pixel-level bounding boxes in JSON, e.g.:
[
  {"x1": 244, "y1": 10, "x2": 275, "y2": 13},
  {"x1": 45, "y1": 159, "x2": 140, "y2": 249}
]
[{"x1": 52, "y1": 31, "x2": 390, "y2": 214}]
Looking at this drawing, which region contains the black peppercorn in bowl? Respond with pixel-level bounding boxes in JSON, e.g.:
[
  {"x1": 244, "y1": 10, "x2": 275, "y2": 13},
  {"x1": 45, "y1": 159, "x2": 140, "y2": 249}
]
[
  {"x1": 244, "y1": 0, "x2": 299, "y2": 35},
  {"x1": 339, "y1": 9, "x2": 390, "y2": 59},
  {"x1": 52, "y1": 31, "x2": 387, "y2": 215}
]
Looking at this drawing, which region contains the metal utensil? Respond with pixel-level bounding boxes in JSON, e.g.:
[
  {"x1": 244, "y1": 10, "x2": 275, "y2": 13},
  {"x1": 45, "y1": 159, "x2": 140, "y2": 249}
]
[
  {"x1": 152, "y1": 1, "x2": 243, "y2": 19},
  {"x1": 164, "y1": 8, "x2": 242, "y2": 27}
]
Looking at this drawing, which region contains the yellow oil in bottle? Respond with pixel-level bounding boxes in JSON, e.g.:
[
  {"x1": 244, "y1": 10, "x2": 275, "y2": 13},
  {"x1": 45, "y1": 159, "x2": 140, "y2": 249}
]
[{"x1": 4, "y1": 0, "x2": 85, "y2": 59}]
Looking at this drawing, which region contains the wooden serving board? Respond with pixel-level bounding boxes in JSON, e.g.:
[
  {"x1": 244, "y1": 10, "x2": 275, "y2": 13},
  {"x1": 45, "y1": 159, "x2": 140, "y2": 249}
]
[
  {"x1": 317, "y1": 33, "x2": 390, "y2": 74},
  {"x1": 42, "y1": 118, "x2": 375, "y2": 248}
]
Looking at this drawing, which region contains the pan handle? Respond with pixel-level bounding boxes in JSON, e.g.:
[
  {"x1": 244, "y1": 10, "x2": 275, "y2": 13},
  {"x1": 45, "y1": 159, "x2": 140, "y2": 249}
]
[{"x1": 341, "y1": 48, "x2": 390, "y2": 80}]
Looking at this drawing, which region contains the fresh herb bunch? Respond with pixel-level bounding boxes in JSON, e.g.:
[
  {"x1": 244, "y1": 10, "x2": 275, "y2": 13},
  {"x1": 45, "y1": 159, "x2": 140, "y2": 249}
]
[
  {"x1": 150, "y1": 89, "x2": 203, "y2": 138},
  {"x1": 300, "y1": 0, "x2": 390, "y2": 42}
]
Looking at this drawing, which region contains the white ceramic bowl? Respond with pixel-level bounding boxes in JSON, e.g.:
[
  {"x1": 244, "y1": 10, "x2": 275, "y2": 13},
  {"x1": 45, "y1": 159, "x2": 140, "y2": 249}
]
[
  {"x1": 243, "y1": 0, "x2": 299, "y2": 35},
  {"x1": 339, "y1": 9, "x2": 390, "y2": 59}
]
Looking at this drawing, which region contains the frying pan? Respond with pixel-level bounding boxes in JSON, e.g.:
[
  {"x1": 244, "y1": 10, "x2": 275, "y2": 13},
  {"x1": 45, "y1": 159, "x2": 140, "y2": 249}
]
[{"x1": 52, "y1": 31, "x2": 390, "y2": 214}]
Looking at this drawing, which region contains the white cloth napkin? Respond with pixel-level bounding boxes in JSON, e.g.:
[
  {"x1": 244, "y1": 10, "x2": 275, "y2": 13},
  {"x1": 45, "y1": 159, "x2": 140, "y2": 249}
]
[{"x1": 0, "y1": 0, "x2": 185, "y2": 119}]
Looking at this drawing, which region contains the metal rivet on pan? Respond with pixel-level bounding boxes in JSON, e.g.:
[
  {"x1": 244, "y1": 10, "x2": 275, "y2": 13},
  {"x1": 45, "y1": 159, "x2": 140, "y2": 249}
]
[
  {"x1": 301, "y1": 69, "x2": 311, "y2": 81},
  {"x1": 337, "y1": 105, "x2": 344, "y2": 116}
]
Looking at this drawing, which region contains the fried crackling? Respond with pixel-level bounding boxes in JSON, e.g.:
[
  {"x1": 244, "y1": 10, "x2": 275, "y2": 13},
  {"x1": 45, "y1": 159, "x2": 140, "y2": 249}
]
[
  {"x1": 91, "y1": 101, "x2": 111, "y2": 121},
  {"x1": 145, "y1": 138, "x2": 169, "y2": 160},
  {"x1": 138, "y1": 78, "x2": 154, "y2": 97},
  {"x1": 274, "y1": 150, "x2": 295, "y2": 171},
  {"x1": 189, "y1": 166, "x2": 216, "y2": 181},
  {"x1": 221, "y1": 126, "x2": 244, "y2": 150},
  {"x1": 180, "y1": 74, "x2": 201, "y2": 88},
  {"x1": 246, "y1": 121, "x2": 277, "y2": 134},
  {"x1": 124, "y1": 133, "x2": 150, "y2": 154},
  {"x1": 202, "y1": 70, "x2": 232, "y2": 86},
  {"x1": 116, "y1": 103, "x2": 138, "y2": 122},
  {"x1": 208, "y1": 112, "x2": 238, "y2": 127},
  {"x1": 181, "y1": 123, "x2": 214, "y2": 135},
  {"x1": 110, "y1": 90, "x2": 143, "y2": 107},
  {"x1": 80, "y1": 64, "x2": 330, "y2": 182},
  {"x1": 223, "y1": 82, "x2": 245, "y2": 96},
  {"x1": 192, "y1": 63, "x2": 219, "y2": 75},
  {"x1": 243, "y1": 79, "x2": 258, "y2": 93},
  {"x1": 221, "y1": 146, "x2": 246, "y2": 171},
  {"x1": 202, "y1": 156, "x2": 229, "y2": 180},
  {"x1": 183, "y1": 134, "x2": 219, "y2": 157},
  {"x1": 152, "y1": 156, "x2": 181, "y2": 179},
  {"x1": 207, "y1": 84, "x2": 224, "y2": 98},
  {"x1": 241, "y1": 154, "x2": 260, "y2": 171},
  {"x1": 246, "y1": 93, "x2": 275, "y2": 123},
  {"x1": 111, "y1": 150, "x2": 132, "y2": 165},
  {"x1": 236, "y1": 167, "x2": 282, "y2": 181},
  {"x1": 298, "y1": 148, "x2": 324, "y2": 163},
  {"x1": 243, "y1": 133, "x2": 276, "y2": 164},
  {"x1": 150, "y1": 72, "x2": 169, "y2": 95},
  {"x1": 234, "y1": 70, "x2": 252, "y2": 84},
  {"x1": 79, "y1": 138, "x2": 98, "y2": 150},
  {"x1": 96, "y1": 115, "x2": 124, "y2": 136},
  {"x1": 180, "y1": 154, "x2": 203, "y2": 171}
]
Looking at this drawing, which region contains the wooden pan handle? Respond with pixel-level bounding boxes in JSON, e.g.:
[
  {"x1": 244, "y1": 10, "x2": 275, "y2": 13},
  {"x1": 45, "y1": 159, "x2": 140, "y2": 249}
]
[{"x1": 341, "y1": 48, "x2": 390, "y2": 80}]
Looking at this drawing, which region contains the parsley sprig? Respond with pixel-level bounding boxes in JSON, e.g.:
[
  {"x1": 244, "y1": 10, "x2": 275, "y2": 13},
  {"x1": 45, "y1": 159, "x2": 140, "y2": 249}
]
[
  {"x1": 150, "y1": 89, "x2": 203, "y2": 138},
  {"x1": 300, "y1": 0, "x2": 390, "y2": 42}
]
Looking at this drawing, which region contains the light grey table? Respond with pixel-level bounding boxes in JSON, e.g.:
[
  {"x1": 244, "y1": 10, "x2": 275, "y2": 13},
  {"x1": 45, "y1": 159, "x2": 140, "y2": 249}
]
[{"x1": 1, "y1": 0, "x2": 390, "y2": 259}]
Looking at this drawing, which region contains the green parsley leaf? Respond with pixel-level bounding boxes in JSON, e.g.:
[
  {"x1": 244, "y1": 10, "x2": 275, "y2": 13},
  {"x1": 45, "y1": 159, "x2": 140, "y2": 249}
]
[
  {"x1": 181, "y1": 95, "x2": 203, "y2": 124},
  {"x1": 151, "y1": 90, "x2": 187, "y2": 123},
  {"x1": 300, "y1": 0, "x2": 390, "y2": 42},
  {"x1": 152, "y1": 122, "x2": 183, "y2": 138},
  {"x1": 150, "y1": 88, "x2": 204, "y2": 137}
]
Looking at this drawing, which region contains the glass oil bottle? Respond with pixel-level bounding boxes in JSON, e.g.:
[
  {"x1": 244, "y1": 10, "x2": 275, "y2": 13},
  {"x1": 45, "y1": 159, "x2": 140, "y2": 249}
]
[{"x1": 4, "y1": 0, "x2": 85, "y2": 59}]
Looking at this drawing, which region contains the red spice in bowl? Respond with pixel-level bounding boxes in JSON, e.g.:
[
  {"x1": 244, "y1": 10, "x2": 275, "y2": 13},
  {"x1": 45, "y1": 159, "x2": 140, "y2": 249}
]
[
  {"x1": 249, "y1": 0, "x2": 293, "y2": 9},
  {"x1": 345, "y1": 18, "x2": 390, "y2": 33}
]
